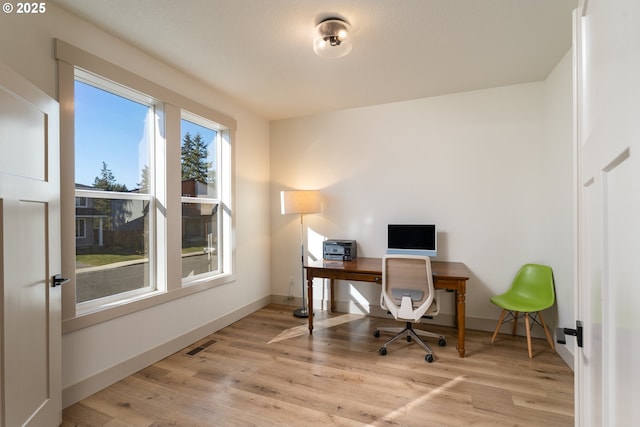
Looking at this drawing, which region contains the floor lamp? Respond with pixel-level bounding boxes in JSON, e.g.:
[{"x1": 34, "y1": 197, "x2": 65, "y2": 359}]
[{"x1": 281, "y1": 190, "x2": 321, "y2": 318}]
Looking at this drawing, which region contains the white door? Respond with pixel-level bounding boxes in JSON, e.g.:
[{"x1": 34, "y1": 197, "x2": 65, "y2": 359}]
[
  {"x1": 0, "y1": 63, "x2": 61, "y2": 426},
  {"x1": 575, "y1": 0, "x2": 640, "y2": 425}
]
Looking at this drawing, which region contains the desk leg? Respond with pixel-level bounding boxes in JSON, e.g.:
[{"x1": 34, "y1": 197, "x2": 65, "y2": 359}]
[
  {"x1": 330, "y1": 279, "x2": 335, "y2": 312},
  {"x1": 307, "y1": 277, "x2": 314, "y2": 334},
  {"x1": 456, "y1": 282, "x2": 467, "y2": 357}
]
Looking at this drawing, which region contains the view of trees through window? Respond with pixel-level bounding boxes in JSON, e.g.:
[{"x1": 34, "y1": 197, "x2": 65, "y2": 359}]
[
  {"x1": 180, "y1": 119, "x2": 219, "y2": 279},
  {"x1": 74, "y1": 78, "x2": 152, "y2": 304},
  {"x1": 75, "y1": 78, "x2": 220, "y2": 304}
]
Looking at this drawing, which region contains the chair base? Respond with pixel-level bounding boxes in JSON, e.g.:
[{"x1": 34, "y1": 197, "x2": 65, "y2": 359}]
[
  {"x1": 374, "y1": 321, "x2": 445, "y2": 363},
  {"x1": 491, "y1": 309, "x2": 555, "y2": 358}
]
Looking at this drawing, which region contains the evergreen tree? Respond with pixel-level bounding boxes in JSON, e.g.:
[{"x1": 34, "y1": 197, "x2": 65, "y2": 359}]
[
  {"x1": 138, "y1": 165, "x2": 150, "y2": 192},
  {"x1": 92, "y1": 162, "x2": 129, "y2": 231},
  {"x1": 93, "y1": 161, "x2": 128, "y2": 192},
  {"x1": 181, "y1": 132, "x2": 210, "y2": 183}
]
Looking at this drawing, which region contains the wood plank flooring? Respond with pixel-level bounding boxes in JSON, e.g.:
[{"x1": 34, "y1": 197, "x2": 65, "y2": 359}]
[{"x1": 62, "y1": 304, "x2": 574, "y2": 426}]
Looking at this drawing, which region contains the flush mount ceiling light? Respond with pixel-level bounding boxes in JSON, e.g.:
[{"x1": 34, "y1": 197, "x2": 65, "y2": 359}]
[{"x1": 313, "y1": 17, "x2": 352, "y2": 58}]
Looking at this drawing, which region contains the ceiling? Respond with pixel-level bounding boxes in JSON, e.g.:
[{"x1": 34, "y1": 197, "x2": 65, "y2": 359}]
[{"x1": 51, "y1": 0, "x2": 578, "y2": 121}]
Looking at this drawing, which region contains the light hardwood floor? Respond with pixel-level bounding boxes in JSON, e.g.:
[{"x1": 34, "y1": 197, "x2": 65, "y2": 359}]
[{"x1": 62, "y1": 304, "x2": 574, "y2": 426}]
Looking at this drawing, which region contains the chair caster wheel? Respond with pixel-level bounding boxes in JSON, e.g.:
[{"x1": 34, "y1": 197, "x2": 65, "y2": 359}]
[
  {"x1": 407, "y1": 335, "x2": 412, "y2": 342},
  {"x1": 379, "y1": 347, "x2": 387, "y2": 356},
  {"x1": 439, "y1": 338, "x2": 446, "y2": 347},
  {"x1": 425, "y1": 354, "x2": 434, "y2": 363},
  {"x1": 373, "y1": 330, "x2": 380, "y2": 338}
]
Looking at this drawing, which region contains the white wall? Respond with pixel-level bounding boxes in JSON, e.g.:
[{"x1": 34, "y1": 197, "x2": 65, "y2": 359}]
[
  {"x1": 543, "y1": 51, "x2": 575, "y2": 365},
  {"x1": 0, "y1": 3, "x2": 271, "y2": 406},
  {"x1": 270, "y1": 56, "x2": 574, "y2": 342}
]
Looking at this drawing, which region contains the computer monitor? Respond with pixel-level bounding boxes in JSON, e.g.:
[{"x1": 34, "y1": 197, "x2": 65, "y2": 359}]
[{"x1": 386, "y1": 224, "x2": 437, "y2": 257}]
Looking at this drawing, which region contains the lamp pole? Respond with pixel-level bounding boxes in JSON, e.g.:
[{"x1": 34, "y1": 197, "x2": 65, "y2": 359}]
[
  {"x1": 294, "y1": 213, "x2": 310, "y2": 318},
  {"x1": 280, "y1": 189, "x2": 320, "y2": 318}
]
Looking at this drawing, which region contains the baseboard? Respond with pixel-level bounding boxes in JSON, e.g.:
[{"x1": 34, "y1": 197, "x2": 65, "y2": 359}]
[
  {"x1": 270, "y1": 294, "x2": 302, "y2": 309},
  {"x1": 62, "y1": 295, "x2": 271, "y2": 408},
  {"x1": 313, "y1": 297, "x2": 560, "y2": 339},
  {"x1": 554, "y1": 342, "x2": 575, "y2": 370}
]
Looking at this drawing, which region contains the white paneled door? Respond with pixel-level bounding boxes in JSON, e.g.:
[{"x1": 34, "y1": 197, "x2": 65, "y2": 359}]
[
  {"x1": 575, "y1": 0, "x2": 640, "y2": 425},
  {"x1": 0, "y1": 63, "x2": 62, "y2": 426}
]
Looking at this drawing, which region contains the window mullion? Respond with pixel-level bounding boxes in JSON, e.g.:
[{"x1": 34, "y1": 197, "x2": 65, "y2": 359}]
[{"x1": 164, "y1": 103, "x2": 182, "y2": 292}]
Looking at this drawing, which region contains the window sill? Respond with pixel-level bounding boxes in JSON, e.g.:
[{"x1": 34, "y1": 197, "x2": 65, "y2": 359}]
[{"x1": 62, "y1": 273, "x2": 236, "y2": 334}]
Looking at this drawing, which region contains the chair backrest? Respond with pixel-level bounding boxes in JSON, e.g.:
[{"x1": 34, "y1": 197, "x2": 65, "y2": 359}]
[
  {"x1": 381, "y1": 255, "x2": 437, "y2": 322},
  {"x1": 509, "y1": 264, "x2": 556, "y2": 309}
]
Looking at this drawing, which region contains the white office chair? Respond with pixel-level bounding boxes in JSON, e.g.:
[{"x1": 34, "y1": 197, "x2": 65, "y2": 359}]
[{"x1": 373, "y1": 255, "x2": 446, "y2": 363}]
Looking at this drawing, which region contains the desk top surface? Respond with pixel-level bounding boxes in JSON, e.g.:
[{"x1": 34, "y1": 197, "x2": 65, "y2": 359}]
[{"x1": 306, "y1": 257, "x2": 470, "y2": 280}]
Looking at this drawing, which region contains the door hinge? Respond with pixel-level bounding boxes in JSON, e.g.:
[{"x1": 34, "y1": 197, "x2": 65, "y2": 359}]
[{"x1": 556, "y1": 320, "x2": 583, "y2": 348}]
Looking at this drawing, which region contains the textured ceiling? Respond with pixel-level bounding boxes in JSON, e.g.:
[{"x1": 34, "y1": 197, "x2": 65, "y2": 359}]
[{"x1": 51, "y1": 0, "x2": 578, "y2": 120}]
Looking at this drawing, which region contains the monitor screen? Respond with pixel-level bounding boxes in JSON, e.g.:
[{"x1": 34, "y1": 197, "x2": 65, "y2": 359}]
[{"x1": 387, "y1": 224, "x2": 436, "y2": 251}]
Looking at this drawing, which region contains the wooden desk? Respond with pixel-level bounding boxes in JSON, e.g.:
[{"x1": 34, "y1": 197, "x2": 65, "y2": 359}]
[{"x1": 305, "y1": 257, "x2": 471, "y2": 357}]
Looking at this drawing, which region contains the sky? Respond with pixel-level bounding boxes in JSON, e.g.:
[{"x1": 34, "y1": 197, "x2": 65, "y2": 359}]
[{"x1": 75, "y1": 80, "x2": 216, "y2": 190}]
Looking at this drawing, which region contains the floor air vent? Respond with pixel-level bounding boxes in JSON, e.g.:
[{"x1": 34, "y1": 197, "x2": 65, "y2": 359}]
[{"x1": 186, "y1": 339, "x2": 216, "y2": 356}]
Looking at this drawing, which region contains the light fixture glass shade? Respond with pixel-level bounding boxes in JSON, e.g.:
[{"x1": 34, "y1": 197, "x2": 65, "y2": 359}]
[
  {"x1": 313, "y1": 18, "x2": 352, "y2": 59},
  {"x1": 280, "y1": 190, "x2": 321, "y2": 215}
]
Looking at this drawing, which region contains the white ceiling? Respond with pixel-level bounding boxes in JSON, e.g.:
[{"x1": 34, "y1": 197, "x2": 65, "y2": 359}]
[{"x1": 51, "y1": 0, "x2": 578, "y2": 121}]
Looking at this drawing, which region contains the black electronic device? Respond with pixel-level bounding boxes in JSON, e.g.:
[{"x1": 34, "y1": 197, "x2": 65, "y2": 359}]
[
  {"x1": 387, "y1": 224, "x2": 437, "y2": 256},
  {"x1": 323, "y1": 240, "x2": 357, "y2": 261}
]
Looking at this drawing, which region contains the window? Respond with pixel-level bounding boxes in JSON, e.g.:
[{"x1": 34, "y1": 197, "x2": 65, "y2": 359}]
[
  {"x1": 75, "y1": 218, "x2": 86, "y2": 239},
  {"x1": 56, "y1": 40, "x2": 236, "y2": 328},
  {"x1": 181, "y1": 114, "x2": 221, "y2": 280},
  {"x1": 74, "y1": 75, "x2": 154, "y2": 308}
]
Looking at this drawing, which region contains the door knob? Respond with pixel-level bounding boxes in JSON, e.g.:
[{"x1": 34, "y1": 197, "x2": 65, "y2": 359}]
[{"x1": 52, "y1": 274, "x2": 69, "y2": 287}]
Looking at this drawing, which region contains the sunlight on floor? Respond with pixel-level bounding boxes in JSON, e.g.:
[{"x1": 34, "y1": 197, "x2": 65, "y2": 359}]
[
  {"x1": 348, "y1": 283, "x2": 372, "y2": 314},
  {"x1": 370, "y1": 375, "x2": 466, "y2": 424},
  {"x1": 267, "y1": 313, "x2": 364, "y2": 344}
]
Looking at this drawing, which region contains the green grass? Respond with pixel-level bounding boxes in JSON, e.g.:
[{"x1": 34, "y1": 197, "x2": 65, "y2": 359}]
[
  {"x1": 77, "y1": 247, "x2": 207, "y2": 266},
  {"x1": 76, "y1": 253, "x2": 145, "y2": 266}
]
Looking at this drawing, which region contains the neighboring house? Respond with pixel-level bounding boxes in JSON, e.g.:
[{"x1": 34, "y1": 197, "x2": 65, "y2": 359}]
[
  {"x1": 76, "y1": 180, "x2": 215, "y2": 252},
  {"x1": 75, "y1": 183, "x2": 147, "y2": 252},
  {"x1": 74, "y1": 184, "x2": 108, "y2": 248},
  {"x1": 181, "y1": 178, "x2": 209, "y2": 198},
  {"x1": 181, "y1": 179, "x2": 217, "y2": 250}
]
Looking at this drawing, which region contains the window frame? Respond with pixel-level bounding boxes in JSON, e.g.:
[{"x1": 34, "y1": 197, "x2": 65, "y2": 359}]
[
  {"x1": 56, "y1": 39, "x2": 237, "y2": 332},
  {"x1": 179, "y1": 111, "x2": 226, "y2": 284},
  {"x1": 73, "y1": 72, "x2": 158, "y2": 313}
]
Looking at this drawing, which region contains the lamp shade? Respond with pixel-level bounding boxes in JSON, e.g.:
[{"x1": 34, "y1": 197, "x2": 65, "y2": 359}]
[{"x1": 280, "y1": 190, "x2": 321, "y2": 215}]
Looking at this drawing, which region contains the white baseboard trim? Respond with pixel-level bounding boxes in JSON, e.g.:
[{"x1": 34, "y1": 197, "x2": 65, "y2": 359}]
[
  {"x1": 62, "y1": 295, "x2": 271, "y2": 408},
  {"x1": 330, "y1": 299, "x2": 555, "y2": 336},
  {"x1": 270, "y1": 294, "x2": 303, "y2": 308},
  {"x1": 554, "y1": 343, "x2": 575, "y2": 371}
]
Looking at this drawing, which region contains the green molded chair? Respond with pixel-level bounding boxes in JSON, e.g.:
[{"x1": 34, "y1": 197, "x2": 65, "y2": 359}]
[{"x1": 490, "y1": 264, "x2": 556, "y2": 358}]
